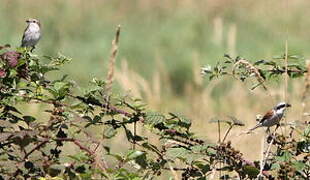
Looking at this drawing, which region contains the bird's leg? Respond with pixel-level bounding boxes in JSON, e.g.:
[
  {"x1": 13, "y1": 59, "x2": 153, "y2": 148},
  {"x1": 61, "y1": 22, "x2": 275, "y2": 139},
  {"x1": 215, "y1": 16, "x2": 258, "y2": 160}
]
[
  {"x1": 275, "y1": 124, "x2": 280, "y2": 132},
  {"x1": 273, "y1": 124, "x2": 280, "y2": 137},
  {"x1": 30, "y1": 46, "x2": 35, "y2": 52}
]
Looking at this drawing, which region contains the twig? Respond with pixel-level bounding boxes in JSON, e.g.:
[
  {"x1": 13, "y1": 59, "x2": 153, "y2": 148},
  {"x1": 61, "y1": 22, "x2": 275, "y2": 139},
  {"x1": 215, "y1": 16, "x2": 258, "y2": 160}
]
[
  {"x1": 284, "y1": 40, "x2": 288, "y2": 135},
  {"x1": 217, "y1": 120, "x2": 221, "y2": 143},
  {"x1": 217, "y1": 120, "x2": 221, "y2": 179},
  {"x1": 163, "y1": 167, "x2": 187, "y2": 171},
  {"x1": 106, "y1": 25, "x2": 121, "y2": 93},
  {"x1": 133, "y1": 121, "x2": 136, "y2": 150},
  {"x1": 24, "y1": 140, "x2": 49, "y2": 159},
  {"x1": 222, "y1": 125, "x2": 233, "y2": 142},
  {"x1": 301, "y1": 61, "x2": 310, "y2": 122},
  {"x1": 232, "y1": 59, "x2": 268, "y2": 91},
  {"x1": 168, "y1": 162, "x2": 179, "y2": 180},
  {"x1": 258, "y1": 134, "x2": 266, "y2": 179},
  {"x1": 75, "y1": 95, "x2": 132, "y2": 117},
  {"x1": 45, "y1": 137, "x2": 108, "y2": 171},
  {"x1": 258, "y1": 132, "x2": 275, "y2": 178}
]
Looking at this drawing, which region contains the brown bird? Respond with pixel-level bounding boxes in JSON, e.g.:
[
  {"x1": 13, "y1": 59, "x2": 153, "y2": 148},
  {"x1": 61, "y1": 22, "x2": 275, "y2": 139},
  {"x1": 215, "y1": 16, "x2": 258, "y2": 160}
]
[{"x1": 249, "y1": 102, "x2": 291, "y2": 132}]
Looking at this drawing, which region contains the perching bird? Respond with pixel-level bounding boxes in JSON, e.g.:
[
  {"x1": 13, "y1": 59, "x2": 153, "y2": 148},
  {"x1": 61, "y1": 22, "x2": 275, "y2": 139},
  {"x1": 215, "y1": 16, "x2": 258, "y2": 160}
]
[
  {"x1": 21, "y1": 18, "x2": 41, "y2": 51},
  {"x1": 249, "y1": 102, "x2": 291, "y2": 132}
]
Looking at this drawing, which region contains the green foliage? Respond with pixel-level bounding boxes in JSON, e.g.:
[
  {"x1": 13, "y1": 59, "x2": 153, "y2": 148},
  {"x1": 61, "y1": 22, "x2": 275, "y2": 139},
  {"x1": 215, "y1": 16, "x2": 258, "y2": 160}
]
[
  {"x1": 202, "y1": 54, "x2": 307, "y2": 90},
  {"x1": 0, "y1": 41, "x2": 309, "y2": 180}
]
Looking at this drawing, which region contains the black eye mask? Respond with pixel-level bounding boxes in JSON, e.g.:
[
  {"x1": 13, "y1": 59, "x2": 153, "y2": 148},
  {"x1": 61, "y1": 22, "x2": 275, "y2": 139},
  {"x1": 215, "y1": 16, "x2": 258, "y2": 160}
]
[{"x1": 276, "y1": 104, "x2": 286, "y2": 110}]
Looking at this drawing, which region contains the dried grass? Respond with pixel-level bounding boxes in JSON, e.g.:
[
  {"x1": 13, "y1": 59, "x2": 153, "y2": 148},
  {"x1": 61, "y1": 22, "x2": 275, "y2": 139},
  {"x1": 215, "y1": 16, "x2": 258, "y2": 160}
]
[
  {"x1": 115, "y1": 59, "x2": 304, "y2": 160},
  {"x1": 301, "y1": 60, "x2": 310, "y2": 121},
  {"x1": 232, "y1": 59, "x2": 268, "y2": 91},
  {"x1": 227, "y1": 24, "x2": 237, "y2": 57},
  {"x1": 106, "y1": 25, "x2": 121, "y2": 93}
]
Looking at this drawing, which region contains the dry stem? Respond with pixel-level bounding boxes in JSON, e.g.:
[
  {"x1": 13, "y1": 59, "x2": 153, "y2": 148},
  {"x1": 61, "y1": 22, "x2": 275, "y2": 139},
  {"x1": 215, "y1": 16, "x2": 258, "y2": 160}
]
[
  {"x1": 232, "y1": 59, "x2": 267, "y2": 91},
  {"x1": 106, "y1": 25, "x2": 121, "y2": 93}
]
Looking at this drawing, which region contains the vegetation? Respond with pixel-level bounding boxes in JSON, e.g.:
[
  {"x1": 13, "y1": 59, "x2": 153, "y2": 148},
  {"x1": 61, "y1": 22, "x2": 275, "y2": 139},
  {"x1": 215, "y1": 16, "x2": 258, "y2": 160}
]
[
  {"x1": 0, "y1": 0, "x2": 310, "y2": 179},
  {"x1": 0, "y1": 24, "x2": 309, "y2": 179}
]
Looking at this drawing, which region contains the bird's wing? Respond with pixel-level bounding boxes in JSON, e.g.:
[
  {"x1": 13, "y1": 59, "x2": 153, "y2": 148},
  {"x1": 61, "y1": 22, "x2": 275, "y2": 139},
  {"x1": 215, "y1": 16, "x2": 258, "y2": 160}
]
[
  {"x1": 21, "y1": 25, "x2": 29, "y2": 47},
  {"x1": 259, "y1": 109, "x2": 274, "y2": 123}
]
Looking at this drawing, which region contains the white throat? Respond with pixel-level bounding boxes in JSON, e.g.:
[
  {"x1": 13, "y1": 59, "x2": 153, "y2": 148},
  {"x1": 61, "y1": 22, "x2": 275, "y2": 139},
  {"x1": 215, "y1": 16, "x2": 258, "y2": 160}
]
[
  {"x1": 28, "y1": 23, "x2": 40, "y2": 32},
  {"x1": 276, "y1": 108, "x2": 285, "y2": 115}
]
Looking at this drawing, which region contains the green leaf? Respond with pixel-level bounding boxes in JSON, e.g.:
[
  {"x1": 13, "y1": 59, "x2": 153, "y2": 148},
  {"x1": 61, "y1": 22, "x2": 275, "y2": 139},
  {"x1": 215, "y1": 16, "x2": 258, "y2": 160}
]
[
  {"x1": 142, "y1": 142, "x2": 160, "y2": 153},
  {"x1": 194, "y1": 162, "x2": 210, "y2": 173},
  {"x1": 54, "y1": 82, "x2": 67, "y2": 91},
  {"x1": 93, "y1": 115, "x2": 102, "y2": 123},
  {"x1": 68, "y1": 152, "x2": 90, "y2": 162},
  {"x1": 185, "y1": 153, "x2": 204, "y2": 164},
  {"x1": 276, "y1": 151, "x2": 292, "y2": 162},
  {"x1": 191, "y1": 144, "x2": 213, "y2": 153},
  {"x1": 169, "y1": 112, "x2": 191, "y2": 129},
  {"x1": 126, "y1": 150, "x2": 145, "y2": 161},
  {"x1": 103, "y1": 126, "x2": 117, "y2": 138},
  {"x1": 242, "y1": 165, "x2": 259, "y2": 178},
  {"x1": 304, "y1": 125, "x2": 310, "y2": 137},
  {"x1": 134, "y1": 153, "x2": 148, "y2": 169},
  {"x1": 47, "y1": 164, "x2": 63, "y2": 177},
  {"x1": 132, "y1": 135, "x2": 145, "y2": 142},
  {"x1": 108, "y1": 153, "x2": 123, "y2": 161},
  {"x1": 297, "y1": 140, "x2": 310, "y2": 153},
  {"x1": 22, "y1": 116, "x2": 36, "y2": 124},
  {"x1": 271, "y1": 163, "x2": 280, "y2": 170},
  {"x1": 165, "y1": 147, "x2": 190, "y2": 160},
  {"x1": 144, "y1": 112, "x2": 165, "y2": 126},
  {"x1": 292, "y1": 161, "x2": 305, "y2": 171}
]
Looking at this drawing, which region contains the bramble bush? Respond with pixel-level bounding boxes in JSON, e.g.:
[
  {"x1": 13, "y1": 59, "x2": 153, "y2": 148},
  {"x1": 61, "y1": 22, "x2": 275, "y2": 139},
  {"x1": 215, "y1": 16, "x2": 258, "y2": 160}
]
[{"x1": 0, "y1": 27, "x2": 309, "y2": 179}]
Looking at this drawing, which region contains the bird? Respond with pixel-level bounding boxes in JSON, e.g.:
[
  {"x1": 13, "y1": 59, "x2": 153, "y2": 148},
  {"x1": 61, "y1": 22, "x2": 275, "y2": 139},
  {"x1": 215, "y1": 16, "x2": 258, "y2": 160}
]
[
  {"x1": 21, "y1": 18, "x2": 41, "y2": 51},
  {"x1": 249, "y1": 102, "x2": 291, "y2": 132}
]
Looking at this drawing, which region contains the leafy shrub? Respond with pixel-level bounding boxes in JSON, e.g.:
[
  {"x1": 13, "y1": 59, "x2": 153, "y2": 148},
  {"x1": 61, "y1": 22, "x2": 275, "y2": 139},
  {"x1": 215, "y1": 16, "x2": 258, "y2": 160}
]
[{"x1": 0, "y1": 29, "x2": 309, "y2": 179}]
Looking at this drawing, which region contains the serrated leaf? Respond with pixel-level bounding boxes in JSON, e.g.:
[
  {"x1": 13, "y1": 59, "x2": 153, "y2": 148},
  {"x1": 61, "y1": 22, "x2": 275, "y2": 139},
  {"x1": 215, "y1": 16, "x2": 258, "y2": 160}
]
[
  {"x1": 166, "y1": 147, "x2": 190, "y2": 159},
  {"x1": 169, "y1": 112, "x2": 191, "y2": 129},
  {"x1": 144, "y1": 112, "x2": 165, "y2": 126}
]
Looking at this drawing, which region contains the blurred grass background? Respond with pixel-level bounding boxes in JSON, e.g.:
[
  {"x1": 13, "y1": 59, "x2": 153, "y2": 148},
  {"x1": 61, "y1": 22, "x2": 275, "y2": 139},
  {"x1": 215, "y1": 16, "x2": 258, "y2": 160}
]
[{"x1": 1, "y1": 0, "x2": 309, "y2": 161}]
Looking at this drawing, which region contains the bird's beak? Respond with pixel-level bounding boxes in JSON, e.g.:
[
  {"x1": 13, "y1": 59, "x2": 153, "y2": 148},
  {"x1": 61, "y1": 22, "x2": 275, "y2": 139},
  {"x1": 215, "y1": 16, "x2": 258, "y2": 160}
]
[{"x1": 286, "y1": 103, "x2": 291, "y2": 107}]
